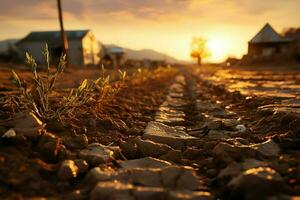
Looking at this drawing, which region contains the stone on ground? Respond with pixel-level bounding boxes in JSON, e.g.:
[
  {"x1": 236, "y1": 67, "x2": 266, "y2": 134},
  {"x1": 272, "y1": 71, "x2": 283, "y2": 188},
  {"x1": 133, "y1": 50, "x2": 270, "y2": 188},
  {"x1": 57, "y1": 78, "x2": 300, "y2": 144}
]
[
  {"x1": 167, "y1": 190, "x2": 212, "y2": 200},
  {"x1": 161, "y1": 166, "x2": 201, "y2": 190},
  {"x1": 36, "y1": 132, "x2": 62, "y2": 162},
  {"x1": 90, "y1": 180, "x2": 134, "y2": 200},
  {"x1": 79, "y1": 143, "x2": 114, "y2": 165},
  {"x1": 11, "y1": 112, "x2": 44, "y2": 139},
  {"x1": 2, "y1": 129, "x2": 17, "y2": 138},
  {"x1": 120, "y1": 139, "x2": 138, "y2": 159},
  {"x1": 134, "y1": 137, "x2": 173, "y2": 158},
  {"x1": 132, "y1": 186, "x2": 166, "y2": 200},
  {"x1": 58, "y1": 160, "x2": 79, "y2": 181},
  {"x1": 227, "y1": 167, "x2": 292, "y2": 199},
  {"x1": 120, "y1": 157, "x2": 171, "y2": 169},
  {"x1": 143, "y1": 121, "x2": 197, "y2": 150},
  {"x1": 252, "y1": 139, "x2": 280, "y2": 158},
  {"x1": 63, "y1": 134, "x2": 89, "y2": 150}
]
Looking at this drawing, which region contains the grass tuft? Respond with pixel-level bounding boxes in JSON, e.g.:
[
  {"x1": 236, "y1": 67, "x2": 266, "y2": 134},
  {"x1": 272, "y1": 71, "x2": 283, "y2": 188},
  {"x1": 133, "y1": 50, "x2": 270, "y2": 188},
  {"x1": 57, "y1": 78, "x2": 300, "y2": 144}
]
[
  {"x1": 12, "y1": 44, "x2": 66, "y2": 122},
  {"x1": 11, "y1": 45, "x2": 127, "y2": 130}
]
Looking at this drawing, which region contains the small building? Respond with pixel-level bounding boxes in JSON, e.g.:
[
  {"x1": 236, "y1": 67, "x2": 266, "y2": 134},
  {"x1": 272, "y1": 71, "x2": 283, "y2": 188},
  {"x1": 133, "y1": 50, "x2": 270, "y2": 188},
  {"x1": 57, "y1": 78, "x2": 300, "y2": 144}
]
[
  {"x1": 284, "y1": 28, "x2": 300, "y2": 60},
  {"x1": 284, "y1": 28, "x2": 300, "y2": 42},
  {"x1": 248, "y1": 23, "x2": 293, "y2": 58},
  {"x1": 16, "y1": 30, "x2": 100, "y2": 66},
  {"x1": 100, "y1": 44, "x2": 125, "y2": 68}
]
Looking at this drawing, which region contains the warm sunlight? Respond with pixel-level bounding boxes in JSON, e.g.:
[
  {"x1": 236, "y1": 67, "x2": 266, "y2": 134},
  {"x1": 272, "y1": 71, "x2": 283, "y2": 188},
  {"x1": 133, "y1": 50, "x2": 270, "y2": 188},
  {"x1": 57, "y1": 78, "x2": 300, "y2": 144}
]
[
  {"x1": 207, "y1": 37, "x2": 230, "y2": 63},
  {"x1": 1, "y1": 1, "x2": 300, "y2": 199}
]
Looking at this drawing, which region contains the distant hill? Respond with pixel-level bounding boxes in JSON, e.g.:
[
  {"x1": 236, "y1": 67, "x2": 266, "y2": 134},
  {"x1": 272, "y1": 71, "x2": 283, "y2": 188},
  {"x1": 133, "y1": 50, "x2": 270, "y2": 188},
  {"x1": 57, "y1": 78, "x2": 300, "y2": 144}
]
[
  {"x1": 0, "y1": 39, "x2": 19, "y2": 53},
  {"x1": 103, "y1": 43, "x2": 179, "y2": 63},
  {"x1": 124, "y1": 48, "x2": 178, "y2": 63}
]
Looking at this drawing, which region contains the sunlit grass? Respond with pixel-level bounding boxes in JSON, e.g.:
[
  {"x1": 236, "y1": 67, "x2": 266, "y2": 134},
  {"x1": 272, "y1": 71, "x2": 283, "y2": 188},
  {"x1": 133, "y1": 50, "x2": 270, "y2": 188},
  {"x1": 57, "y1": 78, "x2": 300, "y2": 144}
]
[{"x1": 11, "y1": 44, "x2": 127, "y2": 129}]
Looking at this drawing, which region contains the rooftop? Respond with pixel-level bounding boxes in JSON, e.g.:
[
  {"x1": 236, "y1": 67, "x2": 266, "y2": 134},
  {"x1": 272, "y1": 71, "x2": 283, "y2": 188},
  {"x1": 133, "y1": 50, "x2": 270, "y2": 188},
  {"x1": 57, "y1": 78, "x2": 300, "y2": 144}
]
[
  {"x1": 249, "y1": 23, "x2": 292, "y2": 44},
  {"x1": 17, "y1": 30, "x2": 90, "y2": 44}
]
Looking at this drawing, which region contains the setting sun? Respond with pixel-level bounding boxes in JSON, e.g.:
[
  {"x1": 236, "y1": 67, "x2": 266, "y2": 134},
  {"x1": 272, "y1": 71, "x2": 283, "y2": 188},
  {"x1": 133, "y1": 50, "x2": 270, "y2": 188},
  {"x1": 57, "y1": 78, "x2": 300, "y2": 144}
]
[{"x1": 207, "y1": 37, "x2": 230, "y2": 63}]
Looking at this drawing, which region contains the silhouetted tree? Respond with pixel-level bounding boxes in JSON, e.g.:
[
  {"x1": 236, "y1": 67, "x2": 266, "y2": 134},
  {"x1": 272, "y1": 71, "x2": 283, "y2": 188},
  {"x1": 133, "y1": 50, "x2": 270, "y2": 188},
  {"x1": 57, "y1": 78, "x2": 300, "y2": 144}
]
[{"x1": 190, "y1": 37, "x2": 211, "y2": 65}]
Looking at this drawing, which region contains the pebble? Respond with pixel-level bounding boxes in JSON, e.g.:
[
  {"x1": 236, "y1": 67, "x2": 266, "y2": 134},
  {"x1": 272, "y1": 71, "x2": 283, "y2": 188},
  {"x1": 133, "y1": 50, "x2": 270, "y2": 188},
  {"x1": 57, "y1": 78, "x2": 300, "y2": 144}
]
[
  {"x1": 222, "y1": 119, "x2": 238, "y2": 129},
  {"x1": 212, "y1": 139, "x2": 280, "y2": 165},
  {"x1": 84, "y1": 167, "x2": 120, "y2": 189},
  {"x1": 160, "y1": 166, "x2": 182, "y2": 188},
  {"x1": 227, "y1": 167, "x2": 292, "y2": 199},
  {"x1": 79, "y1": 143, "x2": 114, "y2": 165},
  {"x1": 64, "y1": 134, "x2": 88, "y2": 150},
  {"x1": 120, "y1": 139, "x2": 138, "y2": 159},
  {"x1": 207, "y1": 120, "x2": 222, "y2": 130},
  {"x1": 132, "y1": 186, "x2": 166, "y2": 200},
  {"x1": 74, "y1": 159, "x2": 89, "y2": 173},
  {"x1": 206, "y1": 130, "x2": 229, "y2": 140},
  {"x1": 58, "y1": 160, "x2": 79, "y2": 181},
  {"x1": 236, "y1": 124, "x2": 246, "y2": 133},
  {"x1": 175, "y1": 167, "x2": 201, "y2": 190},
  {"x1": 2, "y1": 129, "x2": 17, "y2": 138},
  {"x1": 253, "y1": 139, "x2": 280, "y2": 158},
  {"x1": 36, "y1": 132, "x2": 62, "y2": 162},
  {"x1": 212, "y1": 142, "x2": 244, "y2": 164},
  {"x1": 218, "y1": 162, "x2": 243, "y2": 180},
  {"x1": 12, "y1": 112, "x2": 44, "y2": 139},
  {"x1": 143, "y1": 121, "x2": 197, "y2": 150},
  {"x1": 120, "y1": 157, "x2": 171, "y2": 169},
  {"x1": 91, "y1": 180, "x2": 211, "y2": 200},
  {"x1": 183, "y1": 148, "x2": 203, "y2": 160},
  {"x1": 242, "y1": 158, "x2": 268, "y2": 170},
  {"x1": 85, "y1": 157, "x2": 201, "y2": 192},
  {"x1": 167, "y1": 190, "x2": 212, "y2": 200},
  {"x1": 130, "y1": 168, "x2": 162, "y2": 187},
  {"x1": 134, "y1": 137, "x2": 173, "y2": 158},
  {"x1": 159, "y1": 149, "x2": 182, "y2": 163},
  {"x1": 90, "y1": 180, "x2": 134, "y2": 200}
]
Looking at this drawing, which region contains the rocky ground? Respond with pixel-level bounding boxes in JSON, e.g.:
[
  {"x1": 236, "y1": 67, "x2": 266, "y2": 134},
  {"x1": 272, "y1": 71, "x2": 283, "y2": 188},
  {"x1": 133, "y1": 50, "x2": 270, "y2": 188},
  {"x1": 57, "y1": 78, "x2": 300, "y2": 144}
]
[{"x1": 1, "y1": 65, "x2": 300, "y2": 200}]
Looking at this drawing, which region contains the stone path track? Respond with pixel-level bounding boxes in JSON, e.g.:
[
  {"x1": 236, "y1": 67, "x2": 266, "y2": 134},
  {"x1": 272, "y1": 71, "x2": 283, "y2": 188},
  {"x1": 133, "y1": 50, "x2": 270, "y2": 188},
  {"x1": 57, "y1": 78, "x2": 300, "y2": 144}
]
[
  {"x1": 60, "y1": 68, "x2": 300, "y2": 200},
  {"x1": 86, "y1": 73, "x2": 213, "y2": 200}
]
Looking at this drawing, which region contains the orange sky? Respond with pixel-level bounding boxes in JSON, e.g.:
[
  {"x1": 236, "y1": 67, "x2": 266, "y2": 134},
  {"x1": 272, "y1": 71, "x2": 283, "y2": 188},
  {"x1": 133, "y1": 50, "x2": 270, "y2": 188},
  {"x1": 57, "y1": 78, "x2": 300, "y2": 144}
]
[{"x1": 0, "y1": 0, "x2": 300, "y2": 62}]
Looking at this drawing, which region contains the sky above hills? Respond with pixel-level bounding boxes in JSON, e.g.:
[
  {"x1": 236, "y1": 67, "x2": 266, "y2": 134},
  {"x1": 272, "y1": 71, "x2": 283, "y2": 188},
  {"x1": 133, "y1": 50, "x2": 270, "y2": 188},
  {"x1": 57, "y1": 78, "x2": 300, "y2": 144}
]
[{"x1": 0, "y1": 0, "x2": 299, "y2": 62}]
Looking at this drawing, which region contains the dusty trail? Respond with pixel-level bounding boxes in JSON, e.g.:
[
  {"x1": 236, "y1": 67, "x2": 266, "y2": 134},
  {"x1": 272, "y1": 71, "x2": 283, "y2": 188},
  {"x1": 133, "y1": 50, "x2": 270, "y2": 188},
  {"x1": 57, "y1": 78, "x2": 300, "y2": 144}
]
[
  {"x1": 1, "y1": 66, "x2": 300, "y2": 200},
  {"x1": 90, "y1": 66, "x2": 300, "y2": 200}
]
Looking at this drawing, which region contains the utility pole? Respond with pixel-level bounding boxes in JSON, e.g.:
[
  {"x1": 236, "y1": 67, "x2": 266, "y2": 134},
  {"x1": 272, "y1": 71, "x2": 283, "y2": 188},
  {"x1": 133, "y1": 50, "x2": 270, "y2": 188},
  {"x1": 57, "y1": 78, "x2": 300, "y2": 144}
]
[{"x1": 57, "y1": 0, "x2": 69, "y2": 67}]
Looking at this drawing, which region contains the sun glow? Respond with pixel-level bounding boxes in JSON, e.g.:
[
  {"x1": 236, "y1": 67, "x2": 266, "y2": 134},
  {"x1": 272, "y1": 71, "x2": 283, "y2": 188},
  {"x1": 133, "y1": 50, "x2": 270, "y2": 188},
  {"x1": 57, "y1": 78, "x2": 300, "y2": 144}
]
[{"x1": 207, "y1": 37, "x2": 231, "y2": 63}]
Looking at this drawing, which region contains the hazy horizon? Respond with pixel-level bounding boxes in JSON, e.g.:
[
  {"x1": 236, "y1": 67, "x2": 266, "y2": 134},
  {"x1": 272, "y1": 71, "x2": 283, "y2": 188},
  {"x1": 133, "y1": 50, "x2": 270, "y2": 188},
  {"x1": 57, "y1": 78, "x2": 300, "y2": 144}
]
[{"x1": 1, "y1": 0, "x2": 299, "y2": 62}]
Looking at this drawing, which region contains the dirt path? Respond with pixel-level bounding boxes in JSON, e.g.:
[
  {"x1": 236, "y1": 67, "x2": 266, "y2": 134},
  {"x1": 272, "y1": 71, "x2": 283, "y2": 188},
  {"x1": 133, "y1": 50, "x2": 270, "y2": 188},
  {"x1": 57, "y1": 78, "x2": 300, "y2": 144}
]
[
  {"x1": 1, "y1": 66, "x2": 300, "y2": 200},
  {"x1": 88, "y1": 66, "x2": 300, "y2": 199},
  {"x1": 75, "y1": 67, "x2": 300, "y2": 199}
]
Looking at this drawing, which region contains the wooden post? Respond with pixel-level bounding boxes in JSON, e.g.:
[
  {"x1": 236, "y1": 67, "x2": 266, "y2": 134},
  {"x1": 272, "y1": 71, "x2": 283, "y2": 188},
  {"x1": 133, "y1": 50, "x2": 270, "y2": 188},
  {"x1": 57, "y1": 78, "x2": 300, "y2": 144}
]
[{"x1": 57, "y1": 0, "x2": 69, "y2": 67}]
